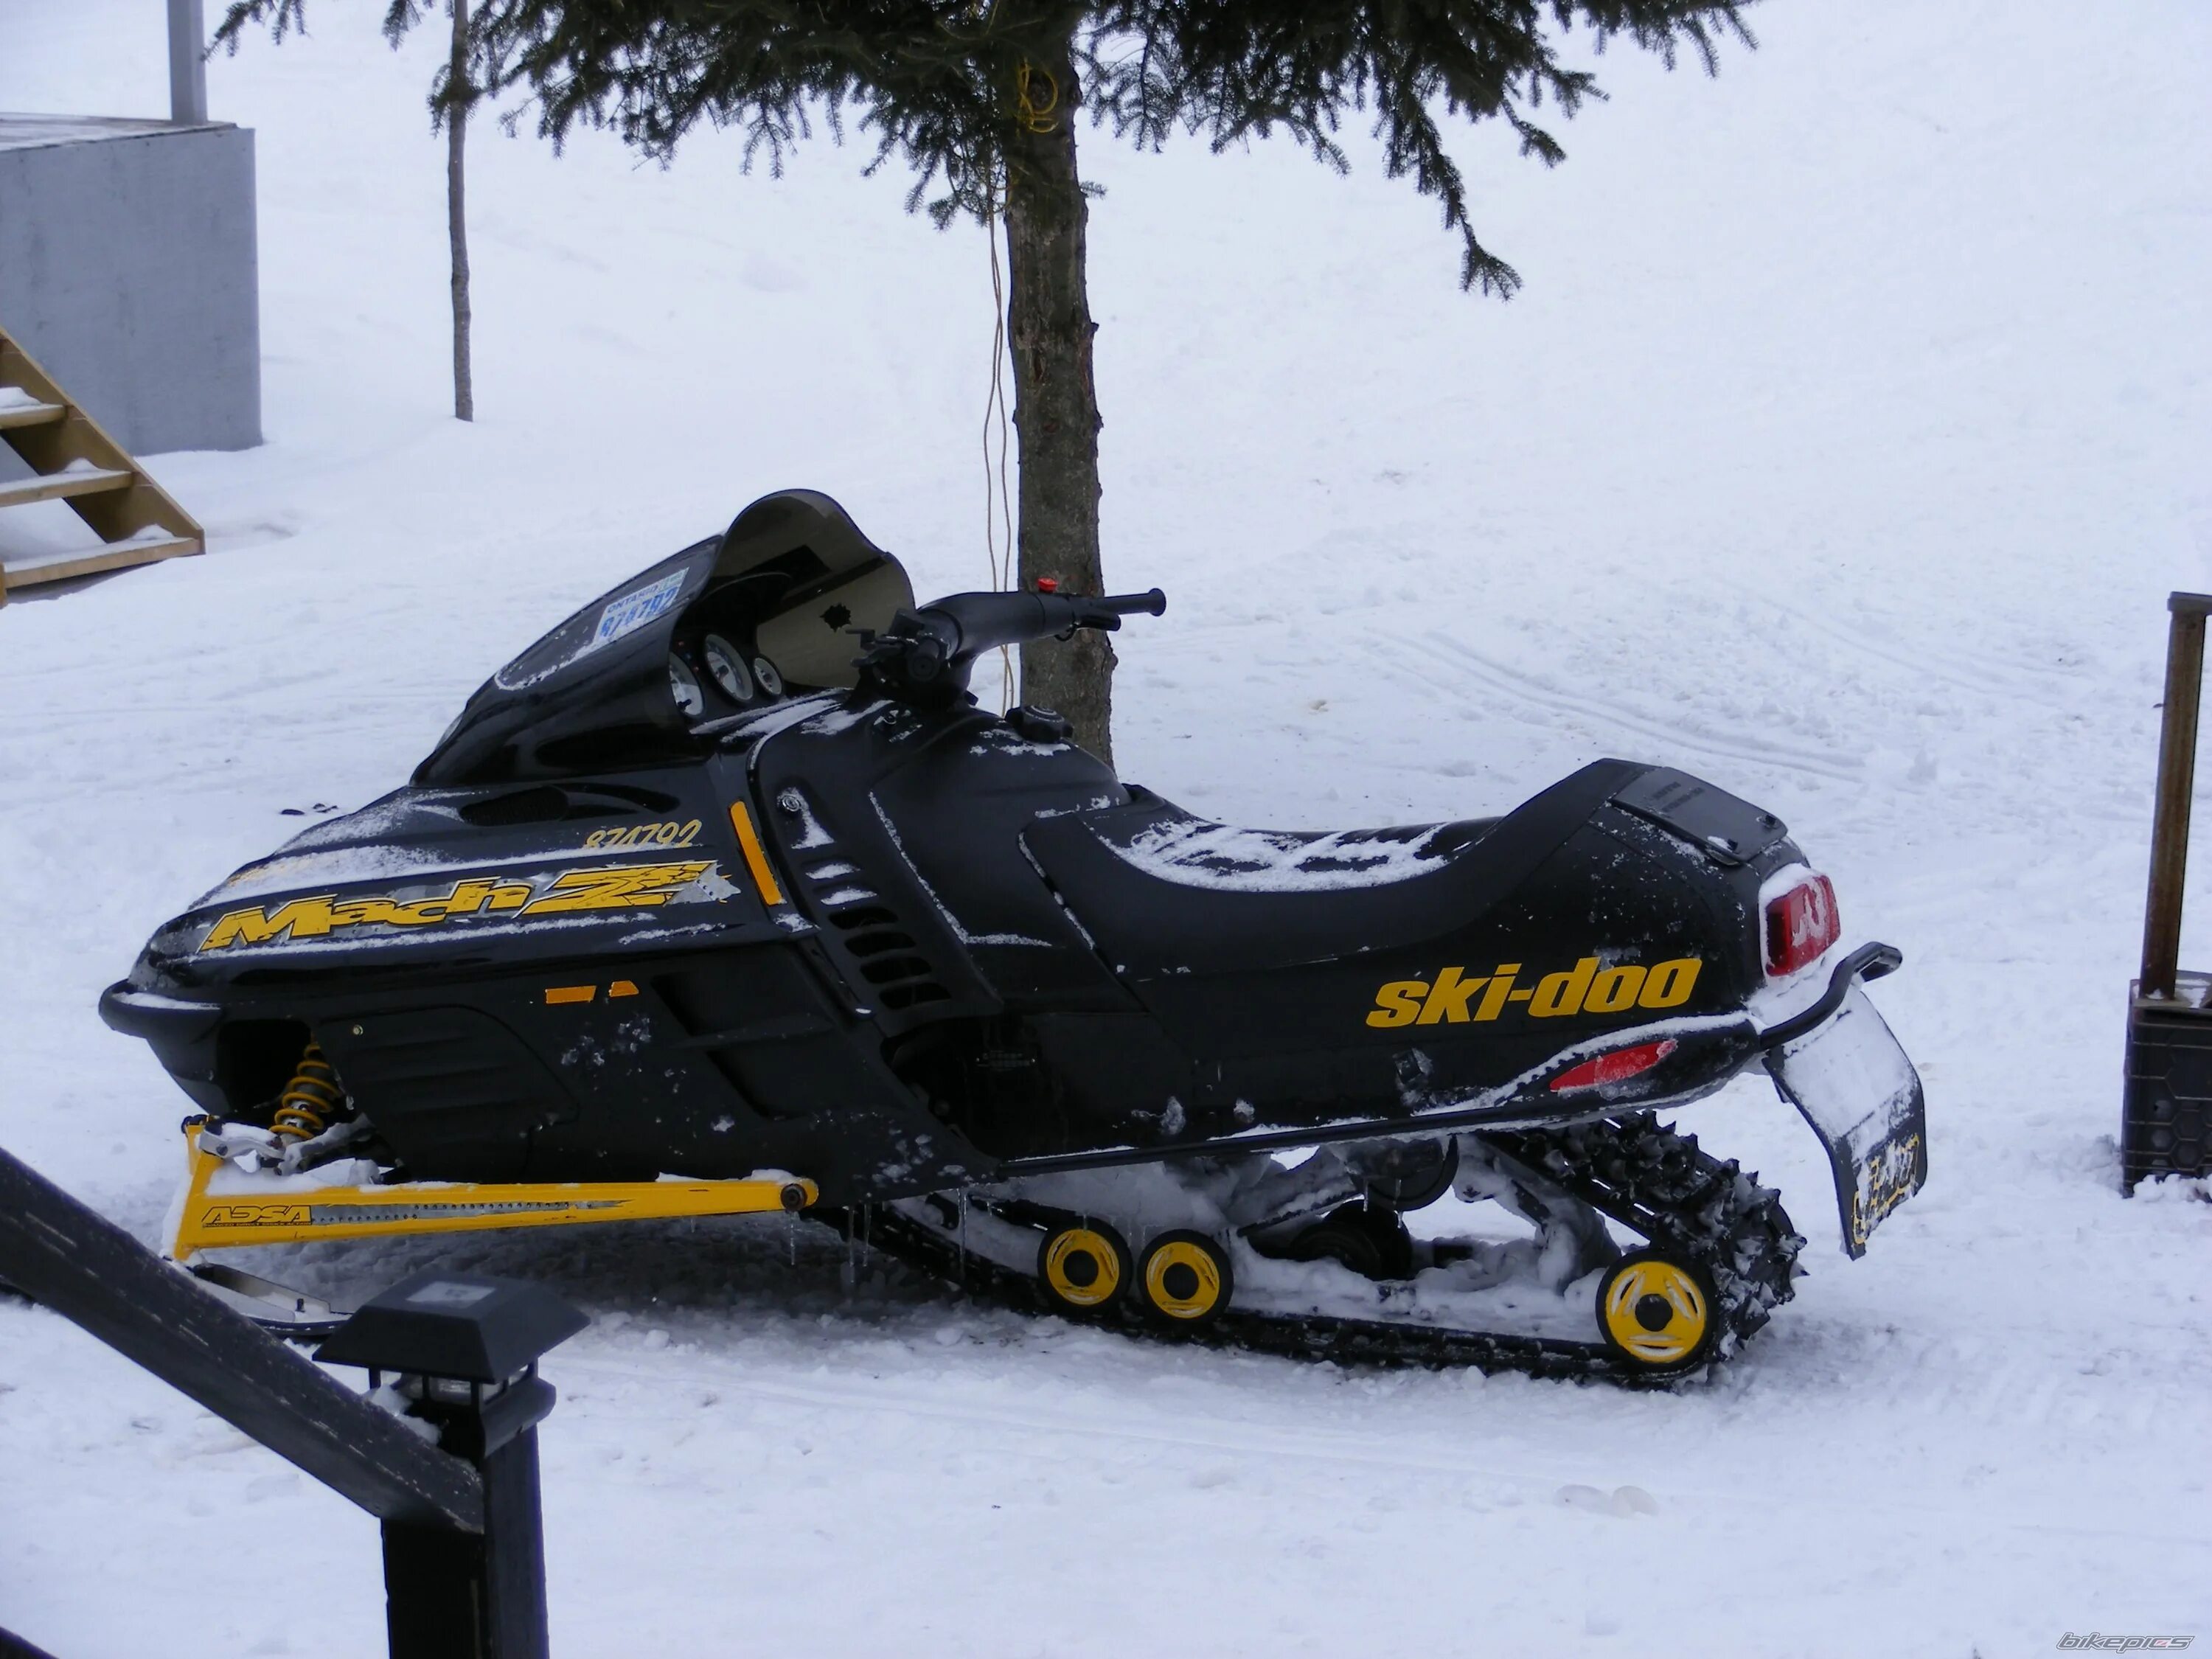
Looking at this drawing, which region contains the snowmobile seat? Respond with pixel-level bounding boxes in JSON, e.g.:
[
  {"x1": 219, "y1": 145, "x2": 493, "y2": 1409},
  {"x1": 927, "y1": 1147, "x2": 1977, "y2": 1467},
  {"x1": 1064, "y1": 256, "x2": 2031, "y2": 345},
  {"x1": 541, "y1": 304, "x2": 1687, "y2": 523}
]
[{"x1": 1023, "y1": 760, "x2": 1643, "y2": 978}]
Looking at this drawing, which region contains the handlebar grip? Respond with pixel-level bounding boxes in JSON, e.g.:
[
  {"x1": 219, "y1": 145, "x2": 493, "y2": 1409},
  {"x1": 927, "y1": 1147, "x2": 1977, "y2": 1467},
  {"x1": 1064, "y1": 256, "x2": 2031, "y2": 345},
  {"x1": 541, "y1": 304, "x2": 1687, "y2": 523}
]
[{"x1": 1093, "y1": 588, "x2": 1166, "y2": 619}]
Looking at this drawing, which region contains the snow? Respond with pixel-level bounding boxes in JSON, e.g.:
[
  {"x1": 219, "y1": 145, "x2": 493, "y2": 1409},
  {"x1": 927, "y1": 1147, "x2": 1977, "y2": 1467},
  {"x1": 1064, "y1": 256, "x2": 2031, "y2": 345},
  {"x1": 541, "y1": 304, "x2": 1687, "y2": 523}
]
[
  {"x1": 203, "y1": 1155, "x2": 386, "y2": 1197},
  {"x1": 1742, "y1": 938, "x2": 1854, "y2": 1030},
  {"x1": 1756, "y1": 858, "x2": 1818, "y2": 914},
  {"x1": 97, "y1": 987, "x2": 210, "y2": 1014},
  {"x1": 696, "y1": 690, "x2": 841, "y2": 745},
  {"x1": 0, "y1": 545, "x2": 110, "y2": 577},
  {"x1": 4, "y1": 1, "x2": 2212, "y2": 1656},
  {"x1": 1105, "y1": 815, "x2": 1453, "y2": 892},
  {"x1": 200, "y1": 839, "x2": 576, "y2": 905},
  {"x1": 113, "y1": 522, "x2": 187, "y2": 546},
  {"x1": 1770, "y1": 985, "x2": 1921, "y2": 1156},
  {"x1": 798, "y1": 696, "x2": 892, "y2": 737}
]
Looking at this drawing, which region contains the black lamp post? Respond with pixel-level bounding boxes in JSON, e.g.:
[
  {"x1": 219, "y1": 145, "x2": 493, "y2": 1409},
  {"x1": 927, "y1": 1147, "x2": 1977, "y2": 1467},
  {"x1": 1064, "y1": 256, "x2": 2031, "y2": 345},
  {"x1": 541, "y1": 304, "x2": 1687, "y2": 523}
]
[{"x1": 317, "y1": 1273, "x2": 588, "y2": 1659}]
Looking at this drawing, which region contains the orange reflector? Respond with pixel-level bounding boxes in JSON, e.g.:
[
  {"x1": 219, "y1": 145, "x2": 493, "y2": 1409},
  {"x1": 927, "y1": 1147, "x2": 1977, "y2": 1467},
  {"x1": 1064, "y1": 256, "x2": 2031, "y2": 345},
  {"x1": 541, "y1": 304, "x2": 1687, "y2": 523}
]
[
  {"x1": 608, "y1": 979, "x2": 639, "y2": 998},
  {"x1": 1551, "y1": 1038, "x2": 1678, "y2": 1093},
  {"x1": 544, "y1": 985, "x2": 596, "y2": 1006},
  {"x1": 728, "y1": 800, "x2": 786, "y2": 906}
]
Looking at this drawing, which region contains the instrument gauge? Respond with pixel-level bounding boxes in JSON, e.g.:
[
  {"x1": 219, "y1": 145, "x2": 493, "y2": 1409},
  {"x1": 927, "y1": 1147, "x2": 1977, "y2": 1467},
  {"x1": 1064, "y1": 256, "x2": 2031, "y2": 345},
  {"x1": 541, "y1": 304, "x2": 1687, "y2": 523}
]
[
  {"x1": 668, "y1": 653, "x2": 704, "y2": 719},
  {"x1": 703, "y1": 633, "x2": 754, "y2": 701},
  {"x1": 753, "y1": 655, "x2": 784, "y2": 698}
]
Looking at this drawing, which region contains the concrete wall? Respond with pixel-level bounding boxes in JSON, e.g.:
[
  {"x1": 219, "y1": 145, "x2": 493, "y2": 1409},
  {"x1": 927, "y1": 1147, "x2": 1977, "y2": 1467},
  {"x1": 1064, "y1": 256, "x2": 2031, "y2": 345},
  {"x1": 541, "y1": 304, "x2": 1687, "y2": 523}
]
[{"x1": 0, "y1": 116, "x2": 260, "y2": 461}]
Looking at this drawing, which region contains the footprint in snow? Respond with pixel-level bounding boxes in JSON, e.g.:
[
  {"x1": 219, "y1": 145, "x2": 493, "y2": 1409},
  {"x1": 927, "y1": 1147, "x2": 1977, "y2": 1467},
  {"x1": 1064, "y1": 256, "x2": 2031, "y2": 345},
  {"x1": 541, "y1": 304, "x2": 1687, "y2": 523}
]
[{"x1": 1557, "y1": 1484, "x2": 1659, "y2": 1517}]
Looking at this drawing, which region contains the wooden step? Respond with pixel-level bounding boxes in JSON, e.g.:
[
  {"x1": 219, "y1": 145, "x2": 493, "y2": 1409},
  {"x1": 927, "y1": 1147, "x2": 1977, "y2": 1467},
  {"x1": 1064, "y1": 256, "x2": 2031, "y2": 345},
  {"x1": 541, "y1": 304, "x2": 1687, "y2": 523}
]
[
  {"x1": 0, "y1": 397, "x2": 66, "y2": 431},
  {"x1": 0, "y1": 321, "x2": 206, "y2": 608},
  {"x1": 0, "y1": 466, "x2": 134, "y2": 509},
  {"x1": 0, "y1": 535, "x2": 202, "y2": 590}
]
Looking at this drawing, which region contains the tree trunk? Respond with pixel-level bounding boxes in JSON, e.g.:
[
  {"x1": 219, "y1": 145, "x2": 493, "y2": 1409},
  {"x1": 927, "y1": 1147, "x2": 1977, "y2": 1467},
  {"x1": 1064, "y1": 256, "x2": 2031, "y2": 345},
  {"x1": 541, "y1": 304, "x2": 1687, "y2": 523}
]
[
  {"x1": 1004, "y1": 42, "x2": 1110, "y2": 762},
  {"x1": 448, "y1": 0, "x2": 474, "y2": 422}
]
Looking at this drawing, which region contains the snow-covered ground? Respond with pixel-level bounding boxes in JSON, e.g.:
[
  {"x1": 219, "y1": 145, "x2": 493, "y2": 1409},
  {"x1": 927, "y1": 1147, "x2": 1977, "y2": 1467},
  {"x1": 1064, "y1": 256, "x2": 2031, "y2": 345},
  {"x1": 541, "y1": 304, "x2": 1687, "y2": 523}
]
[{"x1": 4, "y1": 1, "x2": 2211, "y2": 1653}]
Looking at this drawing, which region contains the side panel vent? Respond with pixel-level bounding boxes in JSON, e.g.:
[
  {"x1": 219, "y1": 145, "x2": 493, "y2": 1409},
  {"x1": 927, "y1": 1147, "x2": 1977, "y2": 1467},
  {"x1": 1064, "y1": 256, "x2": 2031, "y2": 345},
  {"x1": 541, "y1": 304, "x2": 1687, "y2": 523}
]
[{"x1": 776, "y1": 787, "x2": 953, "y2": 1012}]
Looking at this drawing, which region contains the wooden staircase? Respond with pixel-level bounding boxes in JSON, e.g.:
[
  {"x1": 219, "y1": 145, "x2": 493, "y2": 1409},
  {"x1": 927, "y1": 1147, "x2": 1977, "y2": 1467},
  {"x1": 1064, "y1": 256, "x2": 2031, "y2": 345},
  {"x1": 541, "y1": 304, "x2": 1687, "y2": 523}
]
[{"x1": 0, "y1": 322, "x2": 204, "y2": 605}]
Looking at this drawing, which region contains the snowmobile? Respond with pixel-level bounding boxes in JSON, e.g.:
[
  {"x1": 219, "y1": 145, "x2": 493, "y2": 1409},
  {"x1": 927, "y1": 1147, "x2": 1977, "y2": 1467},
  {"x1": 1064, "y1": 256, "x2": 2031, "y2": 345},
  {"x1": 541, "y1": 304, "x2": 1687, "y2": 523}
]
[{"x1": 101, "y1": 489, "x2": 1926, "y2": 1380}]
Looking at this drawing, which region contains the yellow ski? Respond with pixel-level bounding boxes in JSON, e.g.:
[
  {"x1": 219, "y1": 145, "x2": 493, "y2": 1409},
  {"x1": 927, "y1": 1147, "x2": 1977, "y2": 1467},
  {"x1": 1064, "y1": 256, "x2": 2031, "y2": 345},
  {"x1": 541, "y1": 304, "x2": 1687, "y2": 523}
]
[{"x1": 166, "y1": 1120, "x2": 815, "y2": 1263}]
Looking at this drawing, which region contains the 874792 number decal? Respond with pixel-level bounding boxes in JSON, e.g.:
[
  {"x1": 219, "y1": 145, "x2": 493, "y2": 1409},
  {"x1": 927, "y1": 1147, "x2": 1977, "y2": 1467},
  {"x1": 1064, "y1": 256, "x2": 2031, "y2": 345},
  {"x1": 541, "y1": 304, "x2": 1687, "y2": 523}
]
[{"x1": 584, "y1": 818, "x2": 702, "y2": 851}]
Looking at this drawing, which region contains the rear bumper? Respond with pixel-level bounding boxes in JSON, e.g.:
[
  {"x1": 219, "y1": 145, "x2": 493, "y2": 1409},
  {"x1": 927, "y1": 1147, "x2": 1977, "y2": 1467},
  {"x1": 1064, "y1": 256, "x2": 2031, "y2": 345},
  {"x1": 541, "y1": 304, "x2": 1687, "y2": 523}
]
[{"x1": 1754, "y1": 942, "x2": 1903, "y2": 1050}]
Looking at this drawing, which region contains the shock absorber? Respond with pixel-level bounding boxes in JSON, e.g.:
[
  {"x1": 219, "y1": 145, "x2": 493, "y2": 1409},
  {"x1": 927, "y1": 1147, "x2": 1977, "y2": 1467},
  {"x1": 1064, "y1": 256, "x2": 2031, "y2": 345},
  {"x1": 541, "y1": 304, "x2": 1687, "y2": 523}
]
[{"x1": 269, "y1": 1042, "x2": 347, "y2": 1143}]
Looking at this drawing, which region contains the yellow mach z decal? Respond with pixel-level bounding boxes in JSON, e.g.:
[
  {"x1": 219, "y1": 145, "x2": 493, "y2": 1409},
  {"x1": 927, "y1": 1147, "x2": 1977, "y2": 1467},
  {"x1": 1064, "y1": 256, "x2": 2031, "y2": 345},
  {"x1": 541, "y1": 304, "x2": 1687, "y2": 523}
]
[
  {"x1": 1366, "y1": 956, "x2": 1704, "y2": 1029},
  {"x1": 198, "y1": 860, "x2": 724, "y2": 952},
  {"x1": 521, "y1": 862, "x2": 718, "y2": 914}
]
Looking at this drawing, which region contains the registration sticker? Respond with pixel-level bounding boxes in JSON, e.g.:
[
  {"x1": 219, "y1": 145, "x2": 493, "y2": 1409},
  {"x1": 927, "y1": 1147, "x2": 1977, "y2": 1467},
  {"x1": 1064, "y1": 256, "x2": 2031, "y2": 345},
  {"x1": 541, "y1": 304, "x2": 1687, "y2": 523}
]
[{"x1": 591, "y1": 570, "x2": 687, "y2": 650}]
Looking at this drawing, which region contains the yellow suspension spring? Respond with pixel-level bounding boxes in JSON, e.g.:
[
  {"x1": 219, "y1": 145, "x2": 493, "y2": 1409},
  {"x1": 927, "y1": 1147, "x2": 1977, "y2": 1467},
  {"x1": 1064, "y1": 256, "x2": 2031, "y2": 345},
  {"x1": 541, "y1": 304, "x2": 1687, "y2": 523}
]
[{"x1": 270, "y1": 1043, "x2": 346, "y2": 1142}]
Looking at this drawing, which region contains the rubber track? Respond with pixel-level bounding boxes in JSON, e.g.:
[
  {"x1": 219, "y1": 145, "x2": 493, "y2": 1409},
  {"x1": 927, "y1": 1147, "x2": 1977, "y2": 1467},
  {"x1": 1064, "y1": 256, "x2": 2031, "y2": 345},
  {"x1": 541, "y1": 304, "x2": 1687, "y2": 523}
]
[{"x1": 831, "y1": 1113, "x2": 1805, "y2": 1385}]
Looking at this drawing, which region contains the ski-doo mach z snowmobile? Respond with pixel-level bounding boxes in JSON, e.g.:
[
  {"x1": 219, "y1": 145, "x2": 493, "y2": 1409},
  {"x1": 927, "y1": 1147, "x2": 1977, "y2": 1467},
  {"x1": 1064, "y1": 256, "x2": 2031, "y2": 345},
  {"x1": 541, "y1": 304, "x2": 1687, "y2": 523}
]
[{"x1": 102, "y1": 490, "x2": 1926, "y2": 1380}]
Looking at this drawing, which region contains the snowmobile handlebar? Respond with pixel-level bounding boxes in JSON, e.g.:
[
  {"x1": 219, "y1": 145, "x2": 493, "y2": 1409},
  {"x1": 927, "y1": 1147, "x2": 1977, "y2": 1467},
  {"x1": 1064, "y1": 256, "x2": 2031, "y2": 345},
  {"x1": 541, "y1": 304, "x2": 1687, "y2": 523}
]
[{"x1": 854, "y1": 587, "x2": 1167, "y2": 699}]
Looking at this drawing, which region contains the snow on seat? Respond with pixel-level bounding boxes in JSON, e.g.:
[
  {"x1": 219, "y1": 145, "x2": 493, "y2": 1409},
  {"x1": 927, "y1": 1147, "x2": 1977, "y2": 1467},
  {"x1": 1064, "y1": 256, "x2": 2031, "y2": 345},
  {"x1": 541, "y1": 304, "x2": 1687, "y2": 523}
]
[
  {"x1": 1104, "y1": 813, "x2": 1484, "y2": 894},
  {"x1": 1023, "y1": 762, "x2": 1644, "y2": 978}
]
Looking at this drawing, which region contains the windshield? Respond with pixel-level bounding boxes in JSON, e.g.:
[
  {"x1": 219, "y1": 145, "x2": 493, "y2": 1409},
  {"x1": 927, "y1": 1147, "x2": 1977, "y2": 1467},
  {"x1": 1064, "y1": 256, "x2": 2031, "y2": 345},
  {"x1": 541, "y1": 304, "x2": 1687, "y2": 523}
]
[{"x1": 415, "y1": 491, "x2": 913, "y2": 787}]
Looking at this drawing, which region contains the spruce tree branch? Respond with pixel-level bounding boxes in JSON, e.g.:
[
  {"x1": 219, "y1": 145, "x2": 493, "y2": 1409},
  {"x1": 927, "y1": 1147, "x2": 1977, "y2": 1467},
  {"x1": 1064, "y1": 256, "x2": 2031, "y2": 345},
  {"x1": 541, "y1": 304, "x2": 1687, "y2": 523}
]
[{"x1": 215, "y1": 0, "x2": 1750, "y2": 285}]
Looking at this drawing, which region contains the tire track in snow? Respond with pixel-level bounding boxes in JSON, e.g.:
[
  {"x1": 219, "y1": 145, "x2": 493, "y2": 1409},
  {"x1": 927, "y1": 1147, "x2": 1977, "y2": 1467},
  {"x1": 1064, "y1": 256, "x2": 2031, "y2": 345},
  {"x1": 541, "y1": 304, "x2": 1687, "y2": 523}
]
[
  {"x1": 557, "y1": 1345, "x2": 2212, "y2": 1556},
  {"x1": 1739, "y1": 588, "x2": 2075, "y2": 708},
  {"x1": 1364, "y1": 630, "x2": 1868, "y2": 783}
]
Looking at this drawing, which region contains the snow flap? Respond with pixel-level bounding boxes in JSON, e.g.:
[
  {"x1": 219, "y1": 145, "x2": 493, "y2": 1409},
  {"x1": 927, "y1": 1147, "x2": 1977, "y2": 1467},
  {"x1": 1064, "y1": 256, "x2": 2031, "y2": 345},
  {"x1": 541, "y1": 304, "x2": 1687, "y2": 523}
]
[{"x1": 1765, "y1": 982, "x2": 1927, "y2": 1258}]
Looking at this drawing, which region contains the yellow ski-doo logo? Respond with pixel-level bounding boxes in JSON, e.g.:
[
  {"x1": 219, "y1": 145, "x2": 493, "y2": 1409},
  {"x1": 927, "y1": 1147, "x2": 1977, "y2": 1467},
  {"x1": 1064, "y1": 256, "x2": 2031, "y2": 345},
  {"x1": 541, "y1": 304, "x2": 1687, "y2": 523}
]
[
  {"x1": 1366, "y1": 956, "x2": 1704, "y2": 1029},
  {"x1": 198, "y1": 860, "x2": 719, "y2": 952}
]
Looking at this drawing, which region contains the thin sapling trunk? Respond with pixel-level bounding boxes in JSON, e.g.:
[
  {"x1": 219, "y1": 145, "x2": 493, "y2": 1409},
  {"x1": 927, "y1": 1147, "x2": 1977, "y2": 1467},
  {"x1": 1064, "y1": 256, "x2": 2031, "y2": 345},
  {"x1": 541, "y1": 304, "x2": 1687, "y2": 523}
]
[{"x1": 448, "y1": 0, "x2": 474, "y2": 422}]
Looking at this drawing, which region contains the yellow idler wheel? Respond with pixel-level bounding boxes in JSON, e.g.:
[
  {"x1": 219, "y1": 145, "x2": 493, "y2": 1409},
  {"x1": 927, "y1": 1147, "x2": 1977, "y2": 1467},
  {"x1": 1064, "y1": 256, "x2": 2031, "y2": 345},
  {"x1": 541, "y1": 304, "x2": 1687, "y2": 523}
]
[
  {"x1": 1596, "y1": 1250, "x2": 1717, "y2": 1372},
  {"x1": 1036, "y1": 1220, "x2": 1130, "y2": 1313},
  {"x1": 1135, "y1": 1230, "x2": 1234, "y2": 1327}
]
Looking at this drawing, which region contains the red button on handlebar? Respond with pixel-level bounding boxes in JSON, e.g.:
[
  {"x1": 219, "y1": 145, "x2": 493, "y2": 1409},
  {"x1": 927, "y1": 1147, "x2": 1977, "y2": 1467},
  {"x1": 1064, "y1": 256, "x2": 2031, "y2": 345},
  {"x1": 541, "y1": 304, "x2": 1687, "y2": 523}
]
[{"x1": 1035, "y1": 577, "x2": 1059, "y2": 594}]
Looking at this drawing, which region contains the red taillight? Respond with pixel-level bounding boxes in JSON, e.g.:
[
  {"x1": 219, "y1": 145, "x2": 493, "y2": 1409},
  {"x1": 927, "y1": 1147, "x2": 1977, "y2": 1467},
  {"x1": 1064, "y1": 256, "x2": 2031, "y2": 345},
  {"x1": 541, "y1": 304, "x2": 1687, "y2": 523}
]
[
  {"x1": 1550, "y1": 1038, "x2": 1678, "y2": 1093},
  {"x1": 1765, "y1": 873, "x2": 1840, "y2": 978}
]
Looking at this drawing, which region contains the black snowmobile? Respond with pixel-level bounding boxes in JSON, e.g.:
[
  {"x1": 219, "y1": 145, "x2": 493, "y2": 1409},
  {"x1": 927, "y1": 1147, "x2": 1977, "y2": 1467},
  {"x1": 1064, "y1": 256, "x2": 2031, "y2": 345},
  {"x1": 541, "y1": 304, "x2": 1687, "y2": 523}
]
[{"x1": 102, "y1": 490, "x2": 1926, "y2": 1380}]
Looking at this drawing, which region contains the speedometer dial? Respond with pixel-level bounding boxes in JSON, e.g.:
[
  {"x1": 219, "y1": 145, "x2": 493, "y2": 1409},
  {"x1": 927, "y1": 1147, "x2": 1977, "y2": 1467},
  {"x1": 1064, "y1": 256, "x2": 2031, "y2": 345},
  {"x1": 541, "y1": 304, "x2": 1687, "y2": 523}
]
[
  {"x1": 668, "y1": 653, "x2": 704, "y2": 718},
  {"x1": 753, "y1": 655, "x2": 784, "y2": 698},
  {"x1": 702, "y1": 633, "x2": 753, "y2": 702}
]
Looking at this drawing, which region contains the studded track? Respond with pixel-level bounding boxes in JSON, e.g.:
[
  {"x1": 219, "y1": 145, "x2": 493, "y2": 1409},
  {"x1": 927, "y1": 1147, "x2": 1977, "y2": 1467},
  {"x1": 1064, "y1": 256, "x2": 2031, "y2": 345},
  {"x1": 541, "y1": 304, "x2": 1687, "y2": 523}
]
[{"x1": 831, "y1": 1113, "x2": 1805, "y2": 1386}]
